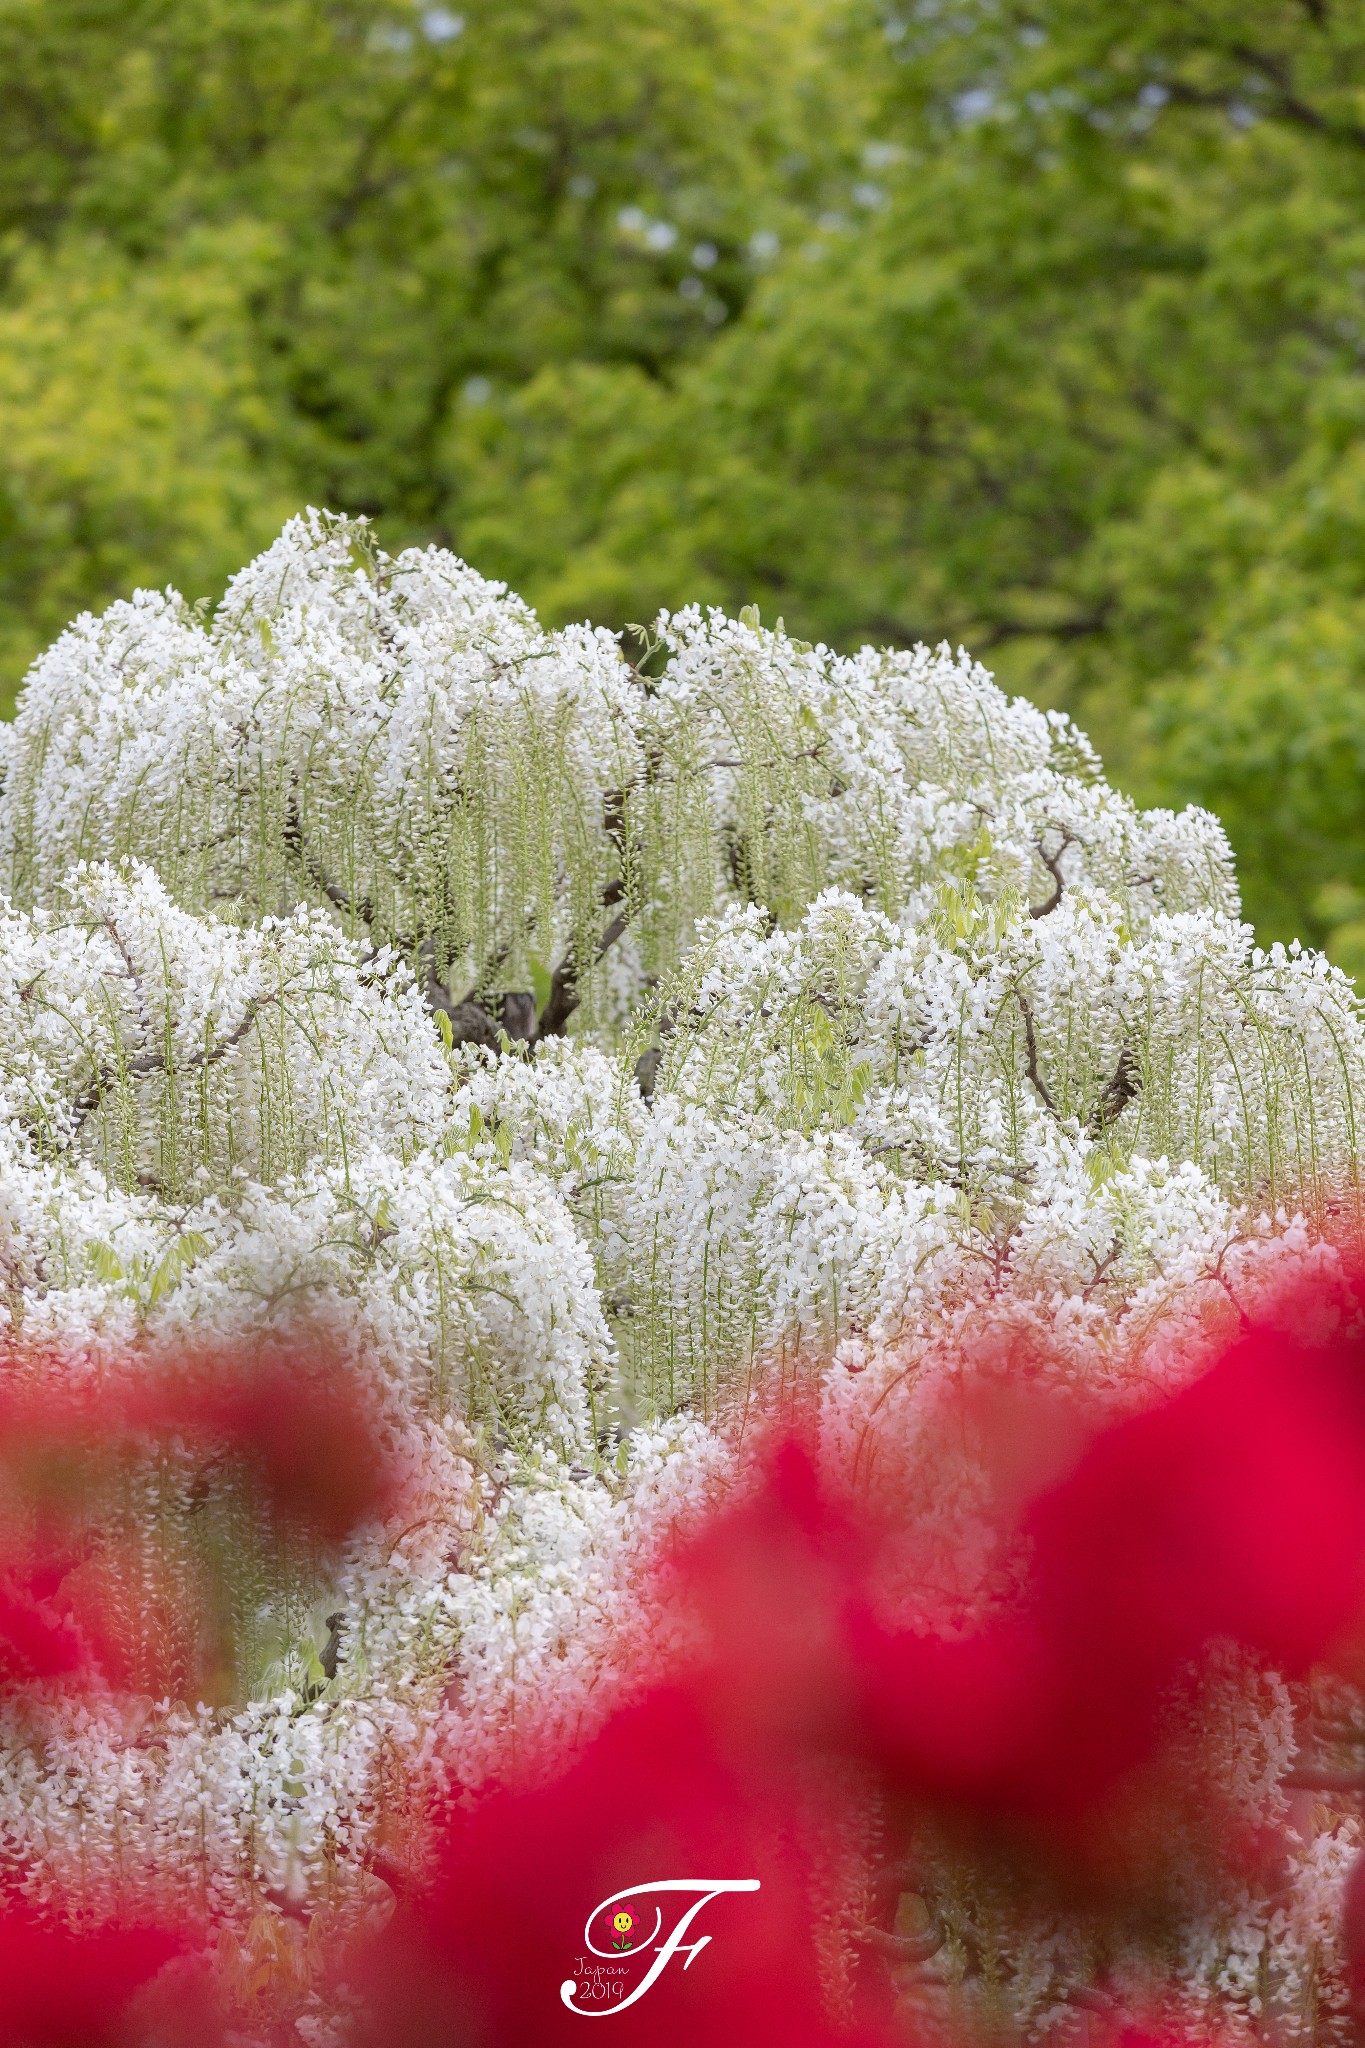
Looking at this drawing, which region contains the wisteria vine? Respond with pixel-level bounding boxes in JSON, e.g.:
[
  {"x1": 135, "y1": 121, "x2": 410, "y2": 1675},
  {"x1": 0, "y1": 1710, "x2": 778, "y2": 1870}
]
[{"x1": 0, "y1": 512, "x2": 1360, "y2": 2044}]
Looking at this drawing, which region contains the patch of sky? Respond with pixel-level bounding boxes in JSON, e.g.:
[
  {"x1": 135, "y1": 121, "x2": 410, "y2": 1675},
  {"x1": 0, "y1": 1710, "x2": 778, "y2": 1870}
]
[{"x1": 953, "y1": 85, "x2": 997, "y2": 123}]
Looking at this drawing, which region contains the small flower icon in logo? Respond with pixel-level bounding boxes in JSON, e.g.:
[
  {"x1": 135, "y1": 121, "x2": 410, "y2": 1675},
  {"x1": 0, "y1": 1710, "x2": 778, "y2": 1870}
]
[{"x1": 610, "y1": 1909, "x2": 637, "y2": 1950}]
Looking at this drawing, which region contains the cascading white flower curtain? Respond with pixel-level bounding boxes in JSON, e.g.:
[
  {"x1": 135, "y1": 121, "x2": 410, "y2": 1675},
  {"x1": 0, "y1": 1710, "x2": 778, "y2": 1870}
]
[{"x1": 0, "y1": 508, "x2": 1359, "y2": 2034}]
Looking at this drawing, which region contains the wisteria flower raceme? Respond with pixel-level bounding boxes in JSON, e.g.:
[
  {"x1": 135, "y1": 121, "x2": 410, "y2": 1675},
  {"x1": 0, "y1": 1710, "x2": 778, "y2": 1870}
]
[
  {"x1": 341, "y1": 1279, "x2": 1365, "y2": 2044},
  {"x1": 854, "y1": 1279, "x2": 1365, "y2": 1835},
  {"x1": 0, "y1": 516, "x2": 1362, "y2": 2040},
  {"x1": 0, "y1": 1344, "x2": 395, "y2": 1706}
]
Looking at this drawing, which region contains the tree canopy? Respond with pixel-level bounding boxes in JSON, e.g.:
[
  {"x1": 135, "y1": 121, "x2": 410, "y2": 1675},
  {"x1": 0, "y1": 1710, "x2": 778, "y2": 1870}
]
[
  {"x1": 3, "y1": 0, "x2": 1365, "y2": 954},
  {"x1": 0, "y1": 0, "x2": 862, "y2": 670}
]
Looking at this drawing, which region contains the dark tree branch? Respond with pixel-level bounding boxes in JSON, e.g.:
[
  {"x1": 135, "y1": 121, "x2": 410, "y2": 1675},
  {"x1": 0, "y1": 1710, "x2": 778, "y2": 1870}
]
[
  {"x1": 283, "y1": 795, "x2": 374, "y2": 929},
  {"x1": 975, "y1": 613, "x2": 1109, "y2": 651},
  {"x1": 851, "y1": 1924, "x2": 946, "y2": 1966},
  {"x1": 70, "y1": 991, "x2": 283, "y2": 1133},
  {"x1": 102, "y1": 916, "x2": 148, "y2": 1006},
  {"x1": 1065, "y1": 1989, "x2": 1124, "y2": 2017},
  {"x1": 421, "y1": 885, "x2": 633, "y2": 1052},
  {"x1": 1226, "y1": 39, "x2": 1365, "y2": 140},
  {"x1": 1029, "y1": 829, "x2": 1077, "y2": 919},
  {"x1": 424, "y1": 982, "x2": 504, "y2": 1050},
  {"x1": 1016, "y1": 991, "x2": 1060, "y2": 1119},
  {"x1": 1282, "y1": 1766, "x2": 1365, "y2": 1791},
  {"x1": 536, "y1": 902, "x2": 631, "y2": 1041},
  {"x1": 1087, "y1": 1045, "x2": 1140, "y2": 1135},
  {"x1": 1165, "y1": 52, "x2": 1365, "y2": 154},
  {"x1": 393, "y1": 768, "x2": 645, "y2": 1050},
  {"x1": 702, "y1": 746, "x2": 827, "y2": 771},
  {"x1": 497, "y1": 992, "x2": 538, "y2": 1044},
  {"x1": 325, "y1": 84, "x2": 429, "y2": 236}
]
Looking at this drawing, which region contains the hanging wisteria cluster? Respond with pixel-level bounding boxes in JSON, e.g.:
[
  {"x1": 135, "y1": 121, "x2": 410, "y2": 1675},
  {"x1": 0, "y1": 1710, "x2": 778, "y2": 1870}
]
[{"x1": 1, "y1": 511, "x2": 1363, "y2": 2043}]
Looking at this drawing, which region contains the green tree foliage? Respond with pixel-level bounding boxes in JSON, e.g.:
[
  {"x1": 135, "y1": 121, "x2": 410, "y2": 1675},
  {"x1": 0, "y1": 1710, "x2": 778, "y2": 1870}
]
[
  {"x1": 6, "y1": 0, "x2": 1365, "y2": 953},
  {"x1": 444, "y1": 2, "x2": 1365, "y2": 952},
  {"x1": 0, "y1": 228, "x2": 296, "y2": 680},
  {"x1": 0, "y1": 0, "x2": 862, "y2": 677}
]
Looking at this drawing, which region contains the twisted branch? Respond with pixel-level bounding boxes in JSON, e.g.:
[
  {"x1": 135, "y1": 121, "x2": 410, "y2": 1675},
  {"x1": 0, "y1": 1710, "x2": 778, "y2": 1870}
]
[
  {"x1": 1087, "y1": 1044, "x2": 1140, "y2": 1134},
  {"x1": 1029, "y1": 828, "x2": 1077, "y2": 920},
  {"x1": 851, "y1": 1923, "x2": 946, "y2": 1965},
  {"x1": 1016, "y1": 991, "x2": 1060, "y2": 1119},
  {"x1": 70, "y1": 991, "x2": 284, "y2": 1134}
]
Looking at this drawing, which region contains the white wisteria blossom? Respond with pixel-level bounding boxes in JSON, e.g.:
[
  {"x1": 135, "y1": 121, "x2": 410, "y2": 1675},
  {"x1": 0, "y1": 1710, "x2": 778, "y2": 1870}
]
[{"x1": 0, "y1": 512, "x2": 1359, "y2": 2036}]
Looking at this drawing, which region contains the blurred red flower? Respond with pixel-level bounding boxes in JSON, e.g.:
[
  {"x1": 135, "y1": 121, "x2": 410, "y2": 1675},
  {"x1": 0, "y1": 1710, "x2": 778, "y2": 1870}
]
[
  {"x1": 355, "y1": 1681, "x2": 891, "y2": 2048},
  {"x1": 855, "y1": 1290, "x2": 1365, "y2": 1833},
  {"x1": 0, "y1": 1903, "x2": 205, "y2": 2048},
  {"x1": 0, "y1": 1336, "x2": 393, "y2": 1704},
  {"x1": 0, "y1": 1568, "x2": 92, "y2": 1687},
  {"x1": 153, "y1": 1341, "x2": 394, "y2": 1549}
]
